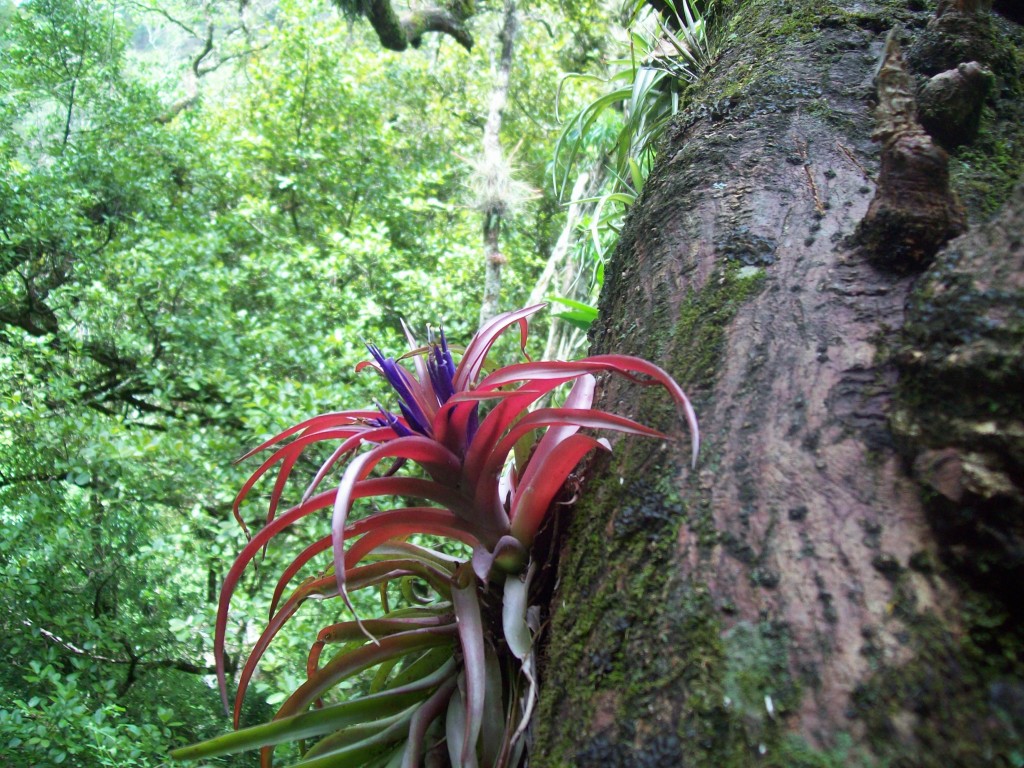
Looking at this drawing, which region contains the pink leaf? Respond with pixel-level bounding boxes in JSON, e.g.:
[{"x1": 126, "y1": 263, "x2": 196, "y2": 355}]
[
  {"x1": 343, "y1": 518, "x2": 481, "y2": 572},
  {"x1": 233, "y1": 426, "x2": 392, "y2": 535},
  {"x1": 431, "y1": 388, "x2": 542, "y2": 454},
  {"x1": 478, "y1": 356, "x2": 699, "y2": 467},
  {"x1": 275, "y1": 625, "x2": 458, "y2": 721},
  {"x1": 469, "y1": 408, "x2": 662, "y2": 520},
  {"x1": 509, "y1": 434, "x2": 610, "y2": 546},
  {"x1": 307, "y1": 613, "x2": 453, "y2": 680},
  {"x1": 268, "y1": 507, "x2": 480, "y2": 619},
  {"x1": 331, "y1": 441, "x2": 468, "y2": 626},
  {"x1": 461, "y1": 377, "x2": 571, "y2": 489},
  {"x1": 453, "y1": 305, "x2": 544, "y2": 391},
  {"x1": 217, "y1": 478, "x2": 467, "y2": 712},
  {"x1": 235, "y1": 411, "x2": 384, "y2": 463},
  {"x1": 402, "y1": 676, "x2": 459, "y2": 768}
]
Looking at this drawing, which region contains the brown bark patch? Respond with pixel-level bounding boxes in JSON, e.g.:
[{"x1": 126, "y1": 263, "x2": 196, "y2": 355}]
[
  {"x1": 893, "y1": 178, "x2": 1024, "y2": 601},
  {"x1": 855, "y1": 31, "x2": 966, "y2": 270}
]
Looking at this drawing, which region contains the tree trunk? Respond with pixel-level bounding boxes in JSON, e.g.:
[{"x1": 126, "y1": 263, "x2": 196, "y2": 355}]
[
  {"x1": 478, "y1": 0, "x2": 518, "y2": 325},
  {"x1": 534, "y1": 1, "x2": 1023, "y2": 766}
]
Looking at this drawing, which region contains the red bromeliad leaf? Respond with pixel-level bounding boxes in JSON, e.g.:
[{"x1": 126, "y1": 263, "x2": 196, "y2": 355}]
[
  {"x1": 480, "y1": 644, "x2": 505, "y2": 768},
  {"x1": 445, "y1": 685, "x2": 467, "y2": 768},
  {"x1": 459, "y1": 377, "x2": 574, "y2": 487},
  {"x1": 452, "y1": 304, "x2": 542, "y2": 392},
  {"x1": 307, "y1": 614, "x2": 455, "y2": 681},
  {"x1": 217, "y1": 478, "x2": 474, "y2": 711},
  {"x1": 274, "y1": 625, "x2": 459, "y2": 722},
  {"x1": 232, "y1": 426, "x2": 392, "y2": 536},
  {"x1": 472, "y1": 408, "x2": 665, "y2": 516},
  {"x1": 302, "y1": 442, "x2": 359, "y2": 504},
  {"x1": 506, "y1": 377, "x2": 595, "y2": 507},
  {"x1": 233, "y1": 556, "x2": 458, "y2": 727},
  {"x1": 476, "y1": 356, "x2": 700, "y2": 467},
  {"x1": 268, "y1": 534, "x2": 332, "y2": 619},
  {"x1": 217, "y1": 489, "x2": 336, "y2": 712},
  {"x1": 401, "y1": 676, "x2": 459, "y2": 768},
  {"x1": 267, "y1": 507, "x2": 479, "y2": 618},
  {"x1": 330, "y1": 442, "x2": 480, "y2": 624},
  {"x1": 509, "y1": 434, "x2": 611, "y2": 547},
  {"x1": 489, "y1": 407, "x2": 663, "y2": 466},
  {"x1": 234, "y1": 410, "x2": 385, "y2": 464},
  {"x1": 342, "y1": 520, "x2": 480, "y2": 574},
  {"x1": 431, "y1": 388, "x2": 542, "y2": 456}
]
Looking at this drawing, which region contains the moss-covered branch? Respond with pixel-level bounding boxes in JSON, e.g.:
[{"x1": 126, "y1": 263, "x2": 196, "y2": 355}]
[{"x1": 337, "y1": 0, "x2": 475, "y2": 51}]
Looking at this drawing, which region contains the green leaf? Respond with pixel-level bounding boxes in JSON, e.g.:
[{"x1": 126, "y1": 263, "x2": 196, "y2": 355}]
[
  {"x1": 170, "y1": 686, "x2": 433, "y2": 761},
  {"x1": 502, "y1": 571, "x2": 532, "y2": 662}
]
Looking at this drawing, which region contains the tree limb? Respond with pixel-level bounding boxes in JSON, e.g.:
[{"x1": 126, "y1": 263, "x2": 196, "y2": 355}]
[
  {"x1": 22, "y1": 618, "x2": 235, "y2": 676},
  {"x1": 339, "y1": 0, "x2": 475, "y2": 52}
]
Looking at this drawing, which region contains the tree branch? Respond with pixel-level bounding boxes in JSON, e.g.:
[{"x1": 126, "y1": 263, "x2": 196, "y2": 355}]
[
  {"x1": 0, "y1": 471, "x2": 62, "y2": 489},
  {"x1": 339, "y1": 0, "x2": 475, "y2": 52},
  {"x1": 22, "y1": 618, "x2": 234, "y2": 676}
]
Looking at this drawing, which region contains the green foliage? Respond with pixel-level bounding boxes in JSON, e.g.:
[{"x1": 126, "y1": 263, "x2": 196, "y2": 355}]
[
  {"x1": 549, "y1": 0, "x2": 714, "y2": 330},
  {"x1": 0, "y1": 658, "x2": 175, "y2": 768},
  {"x1": 0, "y1": 0, "x2": 622, "y2": 763},
  {"x1": 555, "y1": 0, "x2": 712, "y2": 198}
]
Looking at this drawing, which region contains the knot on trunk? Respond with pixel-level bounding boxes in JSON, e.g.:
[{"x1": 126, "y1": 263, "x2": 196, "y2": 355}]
[
  {"x1": 917, "y1": 61, "x2": 994, "y2": 148},
  {"x1": 855, "y1": 30, "x2": 966, "y2": 271}
]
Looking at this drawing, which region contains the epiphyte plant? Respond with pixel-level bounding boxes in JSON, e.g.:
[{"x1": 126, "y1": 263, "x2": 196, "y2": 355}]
[{"x1": 170, "y1": 304, "x2": 698, "y2": 768}]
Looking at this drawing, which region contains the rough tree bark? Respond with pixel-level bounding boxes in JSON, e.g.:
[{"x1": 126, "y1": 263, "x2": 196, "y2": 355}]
[{"x1": 534, "y1": 1, "x2": 1023, "y2": 766}]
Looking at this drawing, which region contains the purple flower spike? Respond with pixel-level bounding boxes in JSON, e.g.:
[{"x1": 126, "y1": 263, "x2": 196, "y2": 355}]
[
  {"x1": 365, "y1": 343, "x2": 431, "y2": 435},
  {"x1": 427, "y1": 328, "x2": 456, "y2": 405},
  {"x1": 373, "y1": 401, "x2": 414, "y2": 438}
]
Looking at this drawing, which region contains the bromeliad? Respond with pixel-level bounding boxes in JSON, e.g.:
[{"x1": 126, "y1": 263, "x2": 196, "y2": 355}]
[{"x1": 171, "y1": 304, "x2": 698, "y2": 768}]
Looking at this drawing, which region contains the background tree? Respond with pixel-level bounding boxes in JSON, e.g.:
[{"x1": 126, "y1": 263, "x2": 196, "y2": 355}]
[
  {"x1": 477, "y1": 0, "x2": 519, "y2": 324},
  {"x1": 534, "y1": 0, "x2": 1024, "y2": 765}
]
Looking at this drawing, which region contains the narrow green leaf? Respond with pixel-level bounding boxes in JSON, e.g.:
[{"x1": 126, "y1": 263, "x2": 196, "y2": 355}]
[
  {"x1": 502, "y1": 572, "x2": 532, "y2": 661},
  {"x1": 170, "y1": 690, "x2": 423, "y2": 761},
  {"x1": 171, "y1": 658, "x2": 456, "y2": 762},
  {"x1": 286, "y1": 712, "x2": 413, "y2": 768},
  {"x1": 546, "y1": 296, "x2": 597, "y2": 315}
]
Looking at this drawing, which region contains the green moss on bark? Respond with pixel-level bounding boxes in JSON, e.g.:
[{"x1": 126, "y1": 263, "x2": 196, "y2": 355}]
[
  {"x1": 850, "y1": 590, "x2": 1024, "y2": 767},
  {"x1": 668, "y1": 263, "x2": 766, "y2": 393}
]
